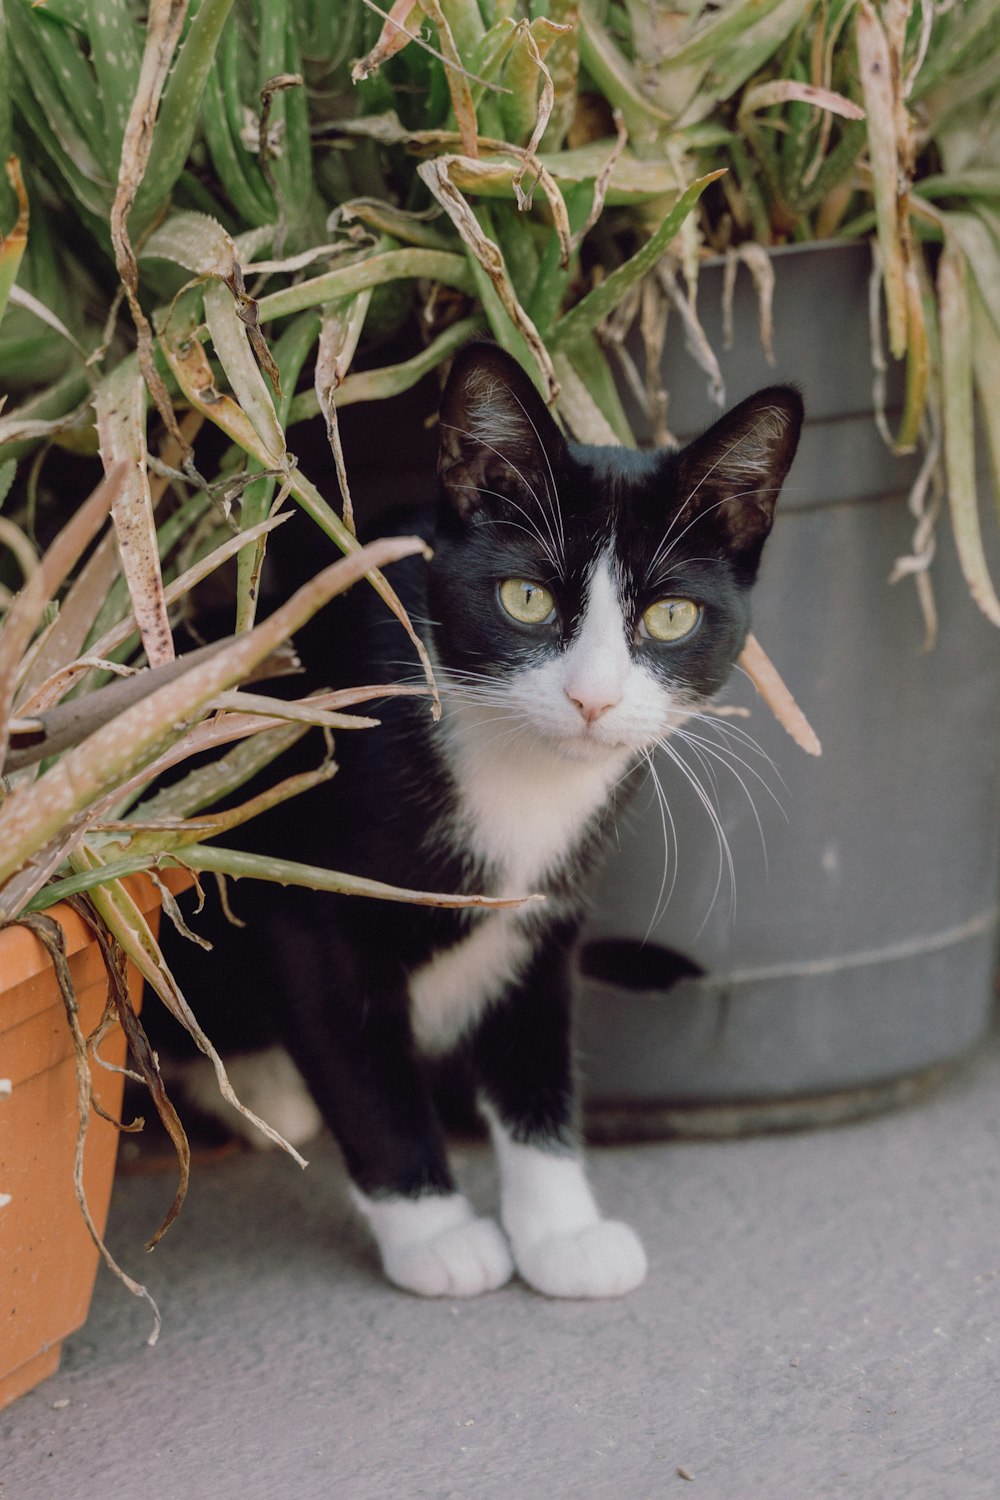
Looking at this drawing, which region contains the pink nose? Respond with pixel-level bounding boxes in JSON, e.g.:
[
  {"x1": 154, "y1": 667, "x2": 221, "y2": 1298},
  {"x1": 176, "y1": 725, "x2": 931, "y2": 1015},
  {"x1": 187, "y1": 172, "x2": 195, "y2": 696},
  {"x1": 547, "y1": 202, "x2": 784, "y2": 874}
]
[{"x1": 567, "y1": 691, "x2": 619, "y2": 725}]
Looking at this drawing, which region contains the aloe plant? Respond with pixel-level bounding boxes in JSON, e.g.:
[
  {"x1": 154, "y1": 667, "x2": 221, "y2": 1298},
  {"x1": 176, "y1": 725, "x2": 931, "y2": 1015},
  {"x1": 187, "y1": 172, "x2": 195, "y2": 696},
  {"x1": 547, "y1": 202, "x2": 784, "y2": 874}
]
[
  {"x1": 0, "y1": 1, "x2": 732, "y2": 944},
  {"x1": 3, "y1": 0, "x2": 998, "y2": 969},
  {"x1": 2, "y1": 0, "x2": 995, "y2": 1326},
  {"x1": 1, "y1": 0, "x2": 996, "y2": 1088},
  {"x1": 582, "y1": 0, "x2": 1000, "y2": 633},
  {"x1": 4, "y1": 0, "x2": 998, "y2": 644}
]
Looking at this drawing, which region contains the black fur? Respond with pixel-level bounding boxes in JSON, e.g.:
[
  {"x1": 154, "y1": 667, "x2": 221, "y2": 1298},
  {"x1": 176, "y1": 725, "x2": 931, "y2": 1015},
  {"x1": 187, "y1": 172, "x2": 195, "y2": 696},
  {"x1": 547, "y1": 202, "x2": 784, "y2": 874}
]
[{"x1": 162, "y1": 343, "x2": 802, "y2": 1214}]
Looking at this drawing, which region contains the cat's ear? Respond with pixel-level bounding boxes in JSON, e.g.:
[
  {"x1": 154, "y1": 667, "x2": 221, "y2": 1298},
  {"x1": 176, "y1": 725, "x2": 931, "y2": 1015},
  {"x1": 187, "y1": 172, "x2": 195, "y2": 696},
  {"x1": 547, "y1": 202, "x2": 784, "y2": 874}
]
[
  {"x1": 674, "y1": 386, "x2": 803, "y2": 575},
  {"x1": 438, "y1": 342, "x2": 567, "y2": 520}
]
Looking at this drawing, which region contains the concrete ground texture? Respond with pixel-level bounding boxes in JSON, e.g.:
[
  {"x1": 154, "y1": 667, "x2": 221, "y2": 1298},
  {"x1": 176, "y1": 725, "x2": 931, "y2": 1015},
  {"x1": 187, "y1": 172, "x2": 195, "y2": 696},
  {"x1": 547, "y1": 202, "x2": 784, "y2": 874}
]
[{"x1": 3, "y1": 1025, "x2": 1000, "y2": 1500}]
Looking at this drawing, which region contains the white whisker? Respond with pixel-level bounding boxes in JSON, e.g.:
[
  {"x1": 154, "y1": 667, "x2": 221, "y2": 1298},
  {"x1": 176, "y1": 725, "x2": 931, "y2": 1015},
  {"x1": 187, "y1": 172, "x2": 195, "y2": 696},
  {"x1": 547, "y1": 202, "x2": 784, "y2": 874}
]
[
  {"x1": 646, "y1": 484, "x2": 782, "y2": 579},
  {"x1": 640, "y1": 749, "x2": 679, "y2": 938},
  {"x1": 441, "y1": 421, "x2": 565, "y2": 570},
  {"x1": 654, "y1": 734, "x2": 736, "y2": 932}
]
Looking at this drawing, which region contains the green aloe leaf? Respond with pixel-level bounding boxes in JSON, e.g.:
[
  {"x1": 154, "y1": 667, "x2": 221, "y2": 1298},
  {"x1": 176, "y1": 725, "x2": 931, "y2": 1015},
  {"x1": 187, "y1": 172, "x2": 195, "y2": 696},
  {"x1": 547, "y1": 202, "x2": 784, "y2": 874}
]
[
  {"x1": 254, "y1": 247, "x2": 477, "y2": 320},
  {"x1": 203, "y1": 279, "x2": 287, "y2": 462},
  {"x1": 284, "y1": 314, "x2": 488, "y2": 424},
  {"x1": 94, "y1": 356, "x2": 174, "y2": 668},
  {"x1": 0, "y1": 458, "x2": 15, "y2": 509},
  {"x1": 940, "y1": 209, "x2": 1000, "y2": 339},
  {"x1": 85, "y1": 0, "x2": 143, "y2": 171},
  {"x1": 131, "y1": 720, "x2": 310, "y2": 825},
  {"x1": 911, "y1": 0, "x2": 1000, "y2": 102},
  {"x1": 0, "y1": 4, "x2": 14, "y2": 228},
  {"x1": 577, "y1": 0, "x2": 673, "y2": 134},
  {"x1": 659, "y1": 0, "x2": 793, "y2": 69},
  {"x1": 549, "y1": 170, "x2": 724, "y2": 351},
  {"x1": 856, "y1": 0, "x2": 907, "y2": 360},
  {"x1": 201, "y1": 51, "x2": 276, "y2": 226},
  {"x1": 971, "y1": 280, "x2": 1000, "y2": 533},
  {"x1": 574, "y1": 337, "x2": 635, "y2": 444},
  {"x1": 164, "y1": 844, "x2": 542, "y2": 909},
  {"x1": 28, "y1": 843, "x2": 542, "y2": 914},
  {"x1": 6, "y1": 2, "x2": 108, "y2": 198},
  {"x1": 132, "y1": 0, "x2": 238, "y2": 234},
  {"x1": 0, "y1": 535, "x2": 428, "y2": 897}
]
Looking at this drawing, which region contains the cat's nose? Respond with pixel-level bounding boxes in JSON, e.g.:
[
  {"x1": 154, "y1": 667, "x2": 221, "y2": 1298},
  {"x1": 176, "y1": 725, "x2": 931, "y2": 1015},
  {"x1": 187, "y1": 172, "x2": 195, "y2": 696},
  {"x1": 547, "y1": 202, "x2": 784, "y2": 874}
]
[{"x1": 566, "y1": 690, "x2": 619, "y2": 725}]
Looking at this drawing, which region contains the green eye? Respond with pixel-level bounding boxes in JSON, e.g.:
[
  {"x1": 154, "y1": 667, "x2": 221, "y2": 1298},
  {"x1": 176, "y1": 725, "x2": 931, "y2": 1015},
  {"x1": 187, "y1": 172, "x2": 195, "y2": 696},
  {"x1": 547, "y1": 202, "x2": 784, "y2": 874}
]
[
  {"x1": 641, "y1": 597, "x2": 701, "y2": 642},
  {"x1": 499, "y1": 578, "x2": 556, "y2": 625}
]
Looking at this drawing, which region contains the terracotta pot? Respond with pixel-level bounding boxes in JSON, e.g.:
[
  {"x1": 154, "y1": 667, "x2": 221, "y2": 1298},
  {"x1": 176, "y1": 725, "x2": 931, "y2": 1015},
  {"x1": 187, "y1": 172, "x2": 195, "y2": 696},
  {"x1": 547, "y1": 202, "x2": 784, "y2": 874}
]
[{"x1": 0, "y1": 872, "x2": 169, "y2": 1409}]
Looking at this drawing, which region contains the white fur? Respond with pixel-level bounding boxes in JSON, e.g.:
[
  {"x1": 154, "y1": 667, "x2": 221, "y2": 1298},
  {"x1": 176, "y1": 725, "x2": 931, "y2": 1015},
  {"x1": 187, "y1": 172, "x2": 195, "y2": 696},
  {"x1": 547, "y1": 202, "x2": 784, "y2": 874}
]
[
  {"x1": 362, "y1": 557, "x2": 660, "y2": 1294},
  {"x1": 463, "y1": 373, "x2": 537, "y2": 451},
  {"x1": 409, "y1": 915, "x2": 532, "y2": 1054},
  {"x1": 484, "y1": 1105, "x2": 648, "y2": 1298},
  {"x1": 411, "y1": 705, "x2": 627, "y2": 1053},
  {"x1": 719, "y1": 404, "x2": 793, "y2": 483},
  {"x1": 170, "y1": 1045, "x2": 323, "y2": 1150},
  {"x1": 352, "y1": 1188, "x2": 513, "y2": 1297},
  {"x1": 410, "y1": 556, "x2": 682, "y2": 1055},
  {"x1": 561, "y1": 554, "x2": 633, "y2": 721},
  {"x1": 490, "y1": 554, "x2": 687, "y2": 759}
]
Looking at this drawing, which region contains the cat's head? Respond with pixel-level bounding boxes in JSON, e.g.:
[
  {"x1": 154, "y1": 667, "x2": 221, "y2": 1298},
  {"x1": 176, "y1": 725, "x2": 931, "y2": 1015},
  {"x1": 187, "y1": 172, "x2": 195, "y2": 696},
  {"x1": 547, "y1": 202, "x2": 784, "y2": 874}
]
[{"x1": 430, "y1": 342, "x2": 801, "y2": 763}]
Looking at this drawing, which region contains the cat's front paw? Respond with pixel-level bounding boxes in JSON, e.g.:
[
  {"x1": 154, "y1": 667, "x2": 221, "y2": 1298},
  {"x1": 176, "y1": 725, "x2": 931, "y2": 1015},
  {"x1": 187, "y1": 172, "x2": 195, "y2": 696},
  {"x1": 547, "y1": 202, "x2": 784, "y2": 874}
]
[
  {"x1": 515, "y1": 1221, "x2": 647, "y2": 1299},
  {"x1": 384, "y1": 1217, "x2": 514, "y2": 1299}
]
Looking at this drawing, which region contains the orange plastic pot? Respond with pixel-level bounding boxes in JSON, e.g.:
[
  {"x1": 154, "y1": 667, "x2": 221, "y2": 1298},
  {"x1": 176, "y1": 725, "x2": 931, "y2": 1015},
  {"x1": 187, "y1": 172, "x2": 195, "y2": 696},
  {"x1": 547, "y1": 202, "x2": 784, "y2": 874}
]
[{"x1": 0, "y1": 872, "x2": 171, "y2": 1409}]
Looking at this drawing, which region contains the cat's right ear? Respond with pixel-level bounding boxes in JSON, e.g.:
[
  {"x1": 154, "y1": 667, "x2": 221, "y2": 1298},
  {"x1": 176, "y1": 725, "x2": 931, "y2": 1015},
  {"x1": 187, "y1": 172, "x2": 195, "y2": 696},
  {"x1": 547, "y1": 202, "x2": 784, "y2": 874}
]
[{"x1": 437, "y1": 343, "x2": 567, "y2": 521}]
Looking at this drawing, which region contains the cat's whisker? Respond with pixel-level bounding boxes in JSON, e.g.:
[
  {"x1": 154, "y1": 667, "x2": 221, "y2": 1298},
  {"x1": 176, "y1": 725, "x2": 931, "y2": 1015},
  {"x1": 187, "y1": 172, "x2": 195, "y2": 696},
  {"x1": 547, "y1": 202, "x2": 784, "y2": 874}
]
[
  {"x1": 685, "y1": 711, "x2": 786, "y2": 789},
  {"x1": 645, "y1": 429, "x2": 756, "y2": 566},
  {"x1": 451, "y1": 484, "x2": 562, "y2": 572},
  {"x1": 679, "y1": 716, "x2": 784, "y2": 807},
  {"x1": 480, "y1": 513, "x2": 562, "y2": 574},
  {"x1": 490, "y1": 489, "x2": 563, "y2": 574},
  {"x1": 505, "y1": 387, "x2": 566, "y2": 562},
  {"x1": 645, "y1": 556, "x2": 722, "y2": 592},
  {"x1": 646, "y1": 484, "x2": 783, "y2": 579},
  {"x1": 372, "y1": 613, "x2": 442, "y2": 630},
  {"x1": 672, "y1": 729, "x2": 778, "y2": 877},
  {"x1": 639, "y1": 749, "x2": 679, "y2": 938},
  {"x1": 653, "y1": 733, "x2": 737, "y2": 931},
  {"x1": 677, "y1": 410, "x2": 791, "y2": 516},
  {"x1": 441, "y1": 421, "x2": 565, "y2": 570},
  {"x1": 443, "y1": 704, "x2": 537, "y2": 745}
]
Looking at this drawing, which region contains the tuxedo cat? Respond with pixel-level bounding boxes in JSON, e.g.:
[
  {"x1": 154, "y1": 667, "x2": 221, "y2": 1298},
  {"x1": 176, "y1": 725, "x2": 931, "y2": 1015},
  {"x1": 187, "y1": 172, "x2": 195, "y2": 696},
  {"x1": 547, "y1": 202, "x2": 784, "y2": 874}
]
[{"x1": 173, "y1": 342, "x2": 802, "y2": 1300}]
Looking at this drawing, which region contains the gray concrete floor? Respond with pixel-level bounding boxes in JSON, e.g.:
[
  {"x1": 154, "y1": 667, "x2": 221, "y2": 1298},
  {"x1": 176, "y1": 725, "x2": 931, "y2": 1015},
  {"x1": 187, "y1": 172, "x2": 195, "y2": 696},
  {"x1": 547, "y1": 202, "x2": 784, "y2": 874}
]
[{"x1": 4, "y1": 1029, "x2": 1000, "y2": 1500}]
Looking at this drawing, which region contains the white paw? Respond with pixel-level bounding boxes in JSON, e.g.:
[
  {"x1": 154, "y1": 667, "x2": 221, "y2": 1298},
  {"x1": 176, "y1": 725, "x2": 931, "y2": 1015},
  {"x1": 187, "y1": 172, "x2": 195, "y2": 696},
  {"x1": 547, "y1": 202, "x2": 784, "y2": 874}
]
[
  {"x1": 515, "y1": 1221, "x2": 647, "y2": 1299},
  {"x1": 383, "y1": 1217, "x2": 514, "y2": 1298}
]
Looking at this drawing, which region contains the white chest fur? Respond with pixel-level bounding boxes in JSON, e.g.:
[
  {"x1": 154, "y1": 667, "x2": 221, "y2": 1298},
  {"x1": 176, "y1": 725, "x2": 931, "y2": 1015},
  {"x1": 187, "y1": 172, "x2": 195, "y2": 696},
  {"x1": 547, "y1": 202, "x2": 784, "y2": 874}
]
[
  {"x1": 407, "y1": 712, "x2": 630, "y2": 1055},
  {"x1": 445, "y1": 709, "x2": 629, "y2": 895},
  {"x1": 408, "y1": 553, "x2": 664, "y2": 1056}
]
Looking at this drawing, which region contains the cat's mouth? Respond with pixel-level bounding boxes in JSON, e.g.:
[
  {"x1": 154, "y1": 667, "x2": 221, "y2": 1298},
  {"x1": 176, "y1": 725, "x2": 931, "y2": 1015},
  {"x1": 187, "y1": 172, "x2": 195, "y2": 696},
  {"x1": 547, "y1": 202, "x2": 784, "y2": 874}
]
[{"x1": 540, "y1": 720, "x2": 638, "y2": 762}]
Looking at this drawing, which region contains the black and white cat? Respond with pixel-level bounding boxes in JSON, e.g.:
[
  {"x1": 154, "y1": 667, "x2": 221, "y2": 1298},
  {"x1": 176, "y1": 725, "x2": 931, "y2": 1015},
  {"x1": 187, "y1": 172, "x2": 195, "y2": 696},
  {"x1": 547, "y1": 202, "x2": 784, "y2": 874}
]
[{"x1": 175, "y1": 341, "x2": 802, "y2": 1300}]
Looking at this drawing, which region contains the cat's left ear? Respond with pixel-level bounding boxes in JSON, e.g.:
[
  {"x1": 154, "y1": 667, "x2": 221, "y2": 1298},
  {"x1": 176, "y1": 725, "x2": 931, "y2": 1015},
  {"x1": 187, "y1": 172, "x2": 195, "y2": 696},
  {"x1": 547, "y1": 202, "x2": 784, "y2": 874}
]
[
  {"x1": 674, "y1": 386, "x2": 803, "y2": 577},
  {"x1": 437, "y1": 342, "x2": 568, "y2": 522}
]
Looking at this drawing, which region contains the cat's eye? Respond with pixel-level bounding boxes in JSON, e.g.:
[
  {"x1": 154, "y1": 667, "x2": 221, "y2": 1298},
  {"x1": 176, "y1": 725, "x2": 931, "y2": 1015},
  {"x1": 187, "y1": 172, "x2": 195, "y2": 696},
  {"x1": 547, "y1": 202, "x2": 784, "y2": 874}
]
[
  {"x1": 498, "y1": 577, "x2": 556, "y2": 625},
  {"x1": 640, "y1": 597, "x2": 701, "y2": 642}
]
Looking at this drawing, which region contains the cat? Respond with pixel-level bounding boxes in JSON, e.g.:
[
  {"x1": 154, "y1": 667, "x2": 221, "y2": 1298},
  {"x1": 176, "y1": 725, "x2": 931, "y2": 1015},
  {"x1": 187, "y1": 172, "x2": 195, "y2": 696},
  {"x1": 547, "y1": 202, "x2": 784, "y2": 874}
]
[{"x1": 167, "y1": 340, "x2": 802, "y2": 1300}]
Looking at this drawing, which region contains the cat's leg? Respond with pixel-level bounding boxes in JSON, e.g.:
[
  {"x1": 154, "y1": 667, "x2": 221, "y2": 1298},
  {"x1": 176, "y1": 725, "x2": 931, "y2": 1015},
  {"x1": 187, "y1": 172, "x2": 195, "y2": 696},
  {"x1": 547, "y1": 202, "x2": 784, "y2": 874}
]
[
  {"x1": 269, "y1": 920, "x2": 513, "y2": 1298},
  {"x1": 471, "y1": 941, "x2": 647, "y2": 1299}
]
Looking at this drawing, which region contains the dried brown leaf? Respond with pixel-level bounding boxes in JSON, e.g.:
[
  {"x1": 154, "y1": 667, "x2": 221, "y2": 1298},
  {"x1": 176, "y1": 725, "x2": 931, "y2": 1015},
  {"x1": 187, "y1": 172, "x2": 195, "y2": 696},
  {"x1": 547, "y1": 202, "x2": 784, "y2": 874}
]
[
  {"x1": 352, "y1": 0, "x2": 422, "y2": 80},
  {"x1": 95, "y1": 361, "x2": 174, "y2": 668},
  {"x1": 417, "y1": 156, "x2": 559, "y2": 400},
  {"x1": 110, "y1": 0, "x2": 192, "y2": 457},
  {"x1": 739, "y1": 633, "x2": 822, "y2": 757}
]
